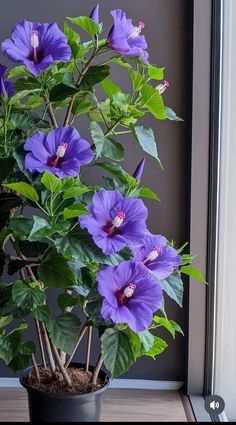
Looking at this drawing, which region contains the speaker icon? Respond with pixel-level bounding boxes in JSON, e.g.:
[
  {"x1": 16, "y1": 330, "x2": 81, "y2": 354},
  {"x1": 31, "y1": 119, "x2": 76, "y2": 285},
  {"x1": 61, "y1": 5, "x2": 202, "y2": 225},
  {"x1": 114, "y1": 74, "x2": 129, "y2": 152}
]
[
  {"x1": 205, "y1": 395, "x2": 225, "y2": 415},
  {"x1": 210, "y1": 400, "x2": 220, "y2": 410}
]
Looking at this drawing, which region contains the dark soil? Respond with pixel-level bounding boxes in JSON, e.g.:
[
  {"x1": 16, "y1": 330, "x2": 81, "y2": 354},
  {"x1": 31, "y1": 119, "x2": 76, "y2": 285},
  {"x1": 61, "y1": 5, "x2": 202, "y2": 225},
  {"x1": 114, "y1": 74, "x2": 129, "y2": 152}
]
[{"x1": 23, "y1": 367, "x2": 104, "y2": 396}]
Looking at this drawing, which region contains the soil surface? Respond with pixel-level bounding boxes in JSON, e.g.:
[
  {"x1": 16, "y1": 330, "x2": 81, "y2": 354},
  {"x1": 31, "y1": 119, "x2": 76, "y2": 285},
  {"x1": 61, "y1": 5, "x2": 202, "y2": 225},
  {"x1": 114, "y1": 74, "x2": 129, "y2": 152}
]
[{"x1": 23, "y1": 367, "x2": 105, "y2": 396}]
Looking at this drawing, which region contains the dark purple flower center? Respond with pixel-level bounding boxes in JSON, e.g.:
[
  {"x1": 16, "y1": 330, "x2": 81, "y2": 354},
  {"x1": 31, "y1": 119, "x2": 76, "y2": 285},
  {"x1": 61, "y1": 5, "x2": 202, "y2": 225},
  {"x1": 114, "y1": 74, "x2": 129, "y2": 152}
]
[
  {"x1": 116, "y1": 282, "x2": 136, "y2": 306},
  {"x1": 47, "y1": 142, "x2": 68, "y2": 169},
  {"x1": 29, "y1": 30, "x2": 44, "y2": 63},
  {"x1": 143, "y1": 246, "x2": 162, "y2": 265},
  {"x1": 103, "y1": 211, "x2": 126, "y2": 236}
]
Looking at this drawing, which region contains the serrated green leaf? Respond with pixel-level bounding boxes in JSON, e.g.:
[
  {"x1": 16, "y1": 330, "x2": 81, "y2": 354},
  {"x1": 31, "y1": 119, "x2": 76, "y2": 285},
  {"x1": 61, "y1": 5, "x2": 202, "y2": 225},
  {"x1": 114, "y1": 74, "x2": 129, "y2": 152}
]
[
  {"x1": 138, "y1": 330, "x2": 154, "y2": 351},
  {"x1": 139, "y1": 187, "x2": 160, "y2": 201},
  {"x1": 12, "y1": 280, "x2": 45, "y2": 310},
  {"x1": 32, "y1": 305, "x2": 51, "y2": 323},
  {"x1": 57, "y1": 293, "x2": 79, "y2": 309},
  {"x1": 144, "y1": 336, "x2": 168, "y2": 359},
  {"x1": 67, "y1": 16, "x2": 100, "y2": 36},
  {"x1": 132, "y1": 126, "x2": 162, "y2": 167},
  {"x1": 80, "y1": 65, "x2": 110, "y2": 90},
  {"x1": 153, "y1": 316, "x2": 184, "y2": 338},
  {"x1": 72, "y1": 98, "x2": 92, "y2": 115},
  {"x1": 96, "y1": 162, "x2": 136, "y2": 187},
  {"x1": 160, "y1": 273, "x2": 184, "y2": 307},
  {"x1": 38, "y1": 249, "x2": 77, "y2": 288},
  {"x1": 148, "y1": 66, "x2": 165, "y2": 81},
  {"x1": 3, "y1": 182, "x2": 39, "y2": 202},
  {"x1": 140, "y1": 83, "x2": 166, "y2": 120},
  {"x1": 47, "y1": 313, "x2": 81, "y2": 354},
  {"x1": 7, "y1": 65, "x2": 30, "y2": 79},
  {"x1": 90, "y1": 122, "x2": 124, "y2": 161},
  {"x1": 0, "y1": 316, "x2": 12, "y2": 329},
  {"x1": 41, "y1": 172, "x2": 62, "y2": 193},
  {"x1": 180, "y1": 265, "x2": 207, "y2": 283},
  {"x1": 63, "y1": 180, "x2": 89, "y2": 199},
  {"x1": 130, "y1": 70, "x2": 145, "y2": 91},
  {"x1": 9, "y1": 217, "x2": 33, "y2": 239},
  {"x1": 101, "y1": 328, "x2": 134, "y2": 378},
  {"x1": 100, "y1": 78, "x2": 120, "y2": 98}
]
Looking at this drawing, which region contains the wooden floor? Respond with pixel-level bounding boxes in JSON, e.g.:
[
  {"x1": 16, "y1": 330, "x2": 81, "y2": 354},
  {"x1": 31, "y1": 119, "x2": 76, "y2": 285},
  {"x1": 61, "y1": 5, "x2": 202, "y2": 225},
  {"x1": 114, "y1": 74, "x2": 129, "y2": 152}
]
[{"x1": 0, "y1": 388, "x2": 188, "y2": 422}]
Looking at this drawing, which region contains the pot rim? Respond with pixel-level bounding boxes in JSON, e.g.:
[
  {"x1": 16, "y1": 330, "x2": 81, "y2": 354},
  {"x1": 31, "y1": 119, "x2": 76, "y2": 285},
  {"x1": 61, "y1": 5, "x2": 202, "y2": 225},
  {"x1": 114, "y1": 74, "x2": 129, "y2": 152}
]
[{"x1": 20, "y1": 362, "x2": 110, "y2": 399}]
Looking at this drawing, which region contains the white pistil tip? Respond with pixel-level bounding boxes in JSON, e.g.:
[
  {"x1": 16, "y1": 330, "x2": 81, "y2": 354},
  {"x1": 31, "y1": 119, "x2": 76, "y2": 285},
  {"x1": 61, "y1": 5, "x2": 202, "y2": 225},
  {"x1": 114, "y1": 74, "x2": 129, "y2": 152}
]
[
  {"x1": 124, "y1": 283, "x2": 136, "y2": 298},
  {"x1": 31, "y1": 30, "x2": 39, "y2": 49},
  {"x1": 112, "y1": 211, "x2": 126, "y2": 228},
  {"x1": 56, "y1": 143, "x2": 68, "y2": 158},
  {"x1": 156, "y1": 80, "x2": 170, "y2": 95},
  {"x1": 146, "y1": 247, "x2": 162, "y2": 262}
]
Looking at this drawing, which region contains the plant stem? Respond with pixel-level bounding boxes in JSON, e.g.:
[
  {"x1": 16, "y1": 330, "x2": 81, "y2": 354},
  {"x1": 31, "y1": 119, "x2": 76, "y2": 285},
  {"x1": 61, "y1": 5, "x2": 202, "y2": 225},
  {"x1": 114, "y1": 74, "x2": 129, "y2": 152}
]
[
  {"x1": 35, "y1": 319, "x2": 46, "y2": 368},
  {"x1": 63, "y1": 49, "x2": 98, "y2": 127},
  {"x1": 92, "y1": 354, "x2": 103, "y2": 386},
  {"x1": 40, "y1": 322, "x2": 56, "y2": 375},
  {"x1": 19, "y1": 268, "x2": 26, "y2": 281},
  {"x1": 60, "y1": 290, "x2": 73, "y2": 365},
  {"x1": 50, "y1": 342, "x2": 72, "y2": 387},
  {"x1": 31, "y1": 354, "x2": 40, "y2": 381},
  {"x1": 85, "y1": 326, "x2": 92, "y2": 372},
  {"x1": 104, "y1": 118, "x2": 122, "y2": 137},
  {"x1": 65, "y1": 326, "x2": 88, "y2": 368},
  {"x1": 44, "y1": 94, "x2": 58, "y2": 128}
]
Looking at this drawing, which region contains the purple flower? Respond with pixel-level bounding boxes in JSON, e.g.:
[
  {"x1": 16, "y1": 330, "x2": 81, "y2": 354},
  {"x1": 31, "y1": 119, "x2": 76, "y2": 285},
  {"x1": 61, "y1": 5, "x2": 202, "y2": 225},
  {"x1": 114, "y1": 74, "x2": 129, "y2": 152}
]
[
  {"x1": 24, "y1": 127, "x2": 93, "y2": 179},
  {"x1": 79, "y1": 189, "x2": 148, "y2": 255},
  {"x1": 133, "y1": 158, "x2": 145, "y2": 181},
  {"x1": 133, "y1": 234, "x2": 181, "y2": 280},
  {"x1": 1, "y1": 20, "x2": 71, "y2": 77},
  {"x1": 98, "y1": 261, "x2": 163, "y2": 332},
  {"x1": 108, "y1": 9, "x2": 149, "y2": 63},
  {"x1": 90, "y1": 4, "x2": 100, "y2": 24},
  {"x1": 0, "y1": 64, "x2": 14, "y2": 98}
]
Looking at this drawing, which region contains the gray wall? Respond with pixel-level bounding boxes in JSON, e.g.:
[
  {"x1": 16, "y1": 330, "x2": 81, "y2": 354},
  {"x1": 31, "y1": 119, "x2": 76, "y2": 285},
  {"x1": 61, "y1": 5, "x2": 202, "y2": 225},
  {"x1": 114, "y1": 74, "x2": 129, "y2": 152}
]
[{"x1": 0, "y1": 0, "x2": 193, "y2": 380}]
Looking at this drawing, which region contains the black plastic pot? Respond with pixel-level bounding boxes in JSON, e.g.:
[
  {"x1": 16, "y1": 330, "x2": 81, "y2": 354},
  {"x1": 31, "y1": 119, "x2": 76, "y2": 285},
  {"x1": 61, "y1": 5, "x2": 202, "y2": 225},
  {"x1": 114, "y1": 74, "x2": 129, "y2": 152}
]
[{"x1": 20, "y1": 363, "x2": 110, "y2": 423}]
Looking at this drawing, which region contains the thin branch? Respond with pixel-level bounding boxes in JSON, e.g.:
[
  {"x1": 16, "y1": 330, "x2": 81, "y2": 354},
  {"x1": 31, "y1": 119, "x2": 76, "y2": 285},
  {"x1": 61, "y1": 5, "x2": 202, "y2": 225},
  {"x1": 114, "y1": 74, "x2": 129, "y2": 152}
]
[
  {"x1": 31, "y1": 354, "x2": 40, "y2": 381},
  {"x1": 92, "y1": 354, "x2": 103, "y2": 386},
  {"x1": 50, "y1": 341, "x2": 72, "y2": 387},
  {"x1": 85, "y1": 326, "x2": 92, "y2": 372},
  {"x1": 44, "y1": 94, "x2": 58, "y2": 128},
  {"x1": 41, "y1": 322, "x2": 56, "y2": 374},
  {"x1": 19, "y1": 268, "x2": 26, "y2": 281},
  {"x1": 65, "y1": 326, "x2": 88, "y2": 368},
  {"x1": 35, "y1": 319, "x2": 46, "y2": 368},
  {"x1": 60, "y1": 289, "x2": 73, "y2": 365}
]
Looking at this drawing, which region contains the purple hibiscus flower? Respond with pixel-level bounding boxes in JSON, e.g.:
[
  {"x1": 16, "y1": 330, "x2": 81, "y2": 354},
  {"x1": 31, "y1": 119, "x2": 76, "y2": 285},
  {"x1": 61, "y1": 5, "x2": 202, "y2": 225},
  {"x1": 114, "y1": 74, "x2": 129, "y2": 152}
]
[
  {"x1": 0, "y1": 64, "x2": 14, "y2": 98},
  {"x1": 24, "y1": 127, "x2": 93, "y2": 179},
  {"x1": 97, "y1": 260, "x2": 163, "y2": 332},
  {"x1": 132, "y1": 158, "x2": 145, "y2": 181},
  {"x1": 1, "y1": 20, "x2": 71, "y2": 77},
  {"x1": 108, "y1": 9, "x2": 149, "y2": 63},
  {"x1": 133, "y1": 234, "x2": 181, "y2": 280},
  {"x1": 89, "y1": 4, "x2": 100, "y2": 24},
  {"x1": 79, "y1": 189, "x2": 148, "y2": 255}
]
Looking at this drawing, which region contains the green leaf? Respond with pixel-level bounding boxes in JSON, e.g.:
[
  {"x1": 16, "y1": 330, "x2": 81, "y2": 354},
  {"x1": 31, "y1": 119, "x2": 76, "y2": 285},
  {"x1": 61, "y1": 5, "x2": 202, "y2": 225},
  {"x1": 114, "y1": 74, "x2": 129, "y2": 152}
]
[
  {"x1": 47, "y1": 313, "x2": 81, "y2": 354},
  {"x1": 100, "y1": 78, "x2": 121, "y2": 98},
  {"x1": 9, "y1": 217, "x2": 33, "y2": 239},
  {"x1": 0, "y1": 158, "x2": 15, "y2": 184},
  {"x1": 49, "y1": 84, "x2": 78, "y2": 102},
  {"x1": 80, "y1": 66, "x2": 110, "y2": 90},
  {"x1": 54, "y1": 228, "x2": 121, "y2": 267},
  {"x1": 144, "y1": 336, "x2": 168, "y2": 359},
  {"x1": 96, "y1": 162, "x2": 136, "y2": 187},
  {"x1": 139, "y1": 187, "x2": 160, "y2": 201},
  {"x1": 181, "y1": 253, "x2": 196, "y2": 266},
  {"x1": 148, "y1": 66, "x2": 165, "y2": 81},
  {"x1": 18, "y1": 240, "x2": 48, "y2": 258},
  {"x1": 0, "y1": 316, "x2": 12, "y2": 329},
  {"x1": 57, "y1": 293, "x2": 79, "y2": 309},
  {"x1": 32, "y1": 305, "x2": 51, "y2": 323},
  {"x1": 140, "y1": 83, "x2": 166, "y2": 120},
  {"x1": 63, "y1": 180, "x2": 89, "y2": 200},
  {"x1": 3, "y1": 182, "x2": 39, "y2": 202},
  {"x1": 133, "y1": 126, "x2": 162, "y2": 167},
  {"x1": 7, "y1": 65, "x2": 30, "y2": 79},
  {"x1": 67, "y1": 16, "x2": 100, "y2": 36},
  {"x1": 160, "y1": 273, "x2": 184, "y2": 307},
  {"x1": 180, "y1": 265, "x2": 207, "y2": 283},
  {"x1": 72, "y1": 98, "x2": 92, "y2": 116},
  {"x1": 130, "y1": 70, "x2": 145, "y2": 91},
  {"x1": 9, "y1": 89, "x2": 42, "y2": 105},
  {"x1": 28, "y1": 216, "x2": 70, "y2": 241},
  {"x1": 12, "y1": 280, "x2": 45, "y2": 310},
  {"x1": 153, "y1": 316, "x2": 184, "y2": 338},
  {"x1": 38, "y1": 249, "x2": 77, "y2": 288},
  {"x1": 64, "y1": 22, "x2": 81, "y2": 59},
  {"x1": 165, "y1": 107, "x2": 183, "y2": 122},
  {"x1": 127, "y1": 329, "x2": 142, "y2": 360},
  {"x1": 101, "y1": 328, "x2": 134, "y2": 378},
  {"x1": 138, "y1": 330, "x2": 154, "y2": 351},
  {"x1": 41, "y1": 172, "x2": 62, "y2": 193},
  {"x1": 89, "y1": 99, "x2": 111, "y2": 123},
  {"x1": 90, "y1": 122, "x2": 124, "y2": 161},
  {"x1": 63, "y1": 203, "x2": 89, "y2": 219}
]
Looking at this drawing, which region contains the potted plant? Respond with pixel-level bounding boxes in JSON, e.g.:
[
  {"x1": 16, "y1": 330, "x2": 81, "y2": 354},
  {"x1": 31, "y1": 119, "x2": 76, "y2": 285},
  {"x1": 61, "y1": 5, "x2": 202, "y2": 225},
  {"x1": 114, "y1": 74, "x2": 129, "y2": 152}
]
[{"x1": 0, "y1": 4, "x2": 206, "y2": 423}]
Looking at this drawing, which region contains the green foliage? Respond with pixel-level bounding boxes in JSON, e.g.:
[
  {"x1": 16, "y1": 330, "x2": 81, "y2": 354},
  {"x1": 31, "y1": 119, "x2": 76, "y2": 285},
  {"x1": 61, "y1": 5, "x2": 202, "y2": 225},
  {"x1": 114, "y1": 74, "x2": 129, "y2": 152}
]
[
  {"x1": 41, "y1": 172, "x2": 62, "y2": 193},
  {"x1": 3, "y1": 182, "x2": 39, "y2": 202},
  {"x1": 38, "y1": 249, "x2": 77, "y2": 288},
  {"x1": 101, "y1": 328, "x2": 134, "y2": 378},
  {"x1": 132, "y1": 126, "x2": 162, "y2": 167},
  {"x1": 140, "y1": 83, "x2": 166, "y2": 119},
  {"x1": 90, "y1": 122, "x2": 124, "y2": 161},
  {"x1": 12, "y1": 280, "x2": 45, "y2": 310},
  {"x1": 152, "y1": 316, "x2": 184, "y2": 339},
  {"x1": 67, "y1": 16, "x2": 100, "y2": 36},
  {"x1": 47, "y1": 313, "x2": 81, "y2": 354},
  {"x1": 180, "y1": 265, "x2": 207, "y2": 283},
  {"x1": 160, "y1": 273, "x2": 184, "y2": 307}
]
